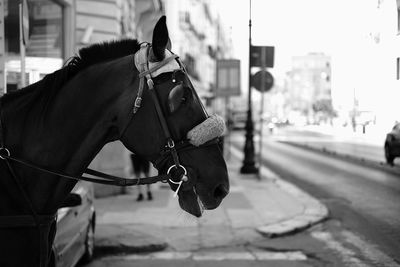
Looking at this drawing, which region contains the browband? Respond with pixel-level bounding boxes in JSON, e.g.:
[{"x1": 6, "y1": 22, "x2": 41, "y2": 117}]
[{"x1": 133, "y1": 43, "x2": 178, "y2": 114}]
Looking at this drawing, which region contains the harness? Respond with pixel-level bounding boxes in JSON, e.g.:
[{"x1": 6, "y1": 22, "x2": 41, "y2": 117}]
[
  {"x1": 0, "y1": 115, "x2": 56, "y2": 267},
  {"x1": 0, "y1": 42, "x2": 222, "y2": 267},
  {"x1": 0, "y1": 43, "x2": 217, "y2": 187}
]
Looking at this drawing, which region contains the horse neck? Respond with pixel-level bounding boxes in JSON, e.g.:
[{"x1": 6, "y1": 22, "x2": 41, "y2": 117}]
[{"x1": 2, "y1": 56, "x2": 135, "y2": 185}]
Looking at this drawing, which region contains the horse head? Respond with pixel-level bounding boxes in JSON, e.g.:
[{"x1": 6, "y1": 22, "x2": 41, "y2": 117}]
[{"x1": 120, "y1": 16, "x2": 229, "y2": 217}]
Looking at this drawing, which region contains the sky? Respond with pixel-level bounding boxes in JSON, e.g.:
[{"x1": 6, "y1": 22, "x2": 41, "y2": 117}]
[
  {"x1": 215, "y1": 0, "x2": 374, "y2": 70},
  {"x1": 213, "y1": 0, "x2": 389, "y2": 111}
]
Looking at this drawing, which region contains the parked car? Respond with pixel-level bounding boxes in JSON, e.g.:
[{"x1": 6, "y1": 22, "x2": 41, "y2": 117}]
[
  {"x1": 49, "y1": 181, "x2": 96, "y2": 267},
  {"x1": 384, "y1": 122, "x2": 400, "y2": 165}
]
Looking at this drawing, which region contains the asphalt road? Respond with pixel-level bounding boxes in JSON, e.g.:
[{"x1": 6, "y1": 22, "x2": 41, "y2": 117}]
[{"x1": 230, "y1": 128, "x2": 400, "y2": 264}]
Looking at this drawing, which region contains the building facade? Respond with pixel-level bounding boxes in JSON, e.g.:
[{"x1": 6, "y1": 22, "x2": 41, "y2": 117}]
[
  {"x1": 164, "y1": 0, "x2": 233, "y2": 105},
  {"x1": 1, "y1": 0, "x2": 166, "y2": 93},
  {"x1": 328, "y1": 0, "x2": 400, "y2": 131},
  {"x1": 374, "y1": 0, "x2": 400, "y2": 128},
  {"x1": 286, "y1": 53, "x2": 332, "y2": 124},
  {"x1": 3, "y1": 0, "x2": 75, "y2": 92}
]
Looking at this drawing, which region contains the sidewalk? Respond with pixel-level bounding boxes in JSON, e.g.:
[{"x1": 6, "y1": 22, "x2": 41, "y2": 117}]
[
  {"x1": 275, "y1": 125, "x2": 400, "y2": 172},
  {"x1": 92, "y1": 147, "x2": 328, "y2": 258}
]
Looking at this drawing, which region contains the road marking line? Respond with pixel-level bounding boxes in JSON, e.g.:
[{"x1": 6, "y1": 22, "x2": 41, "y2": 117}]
[
  {"x1": 342, "y1": 230, "x2": 400, "y2": 267},
  {"x1": 109, "y1": 251, "x2": 308, "y2": 261},
  {"x1": 312, "y1": 231, "x2": 370, "y2": 267}
]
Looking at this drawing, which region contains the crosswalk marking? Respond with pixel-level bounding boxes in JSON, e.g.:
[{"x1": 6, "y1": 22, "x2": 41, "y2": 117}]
[
  {"x1": 105, "y1": 251, "x2": 308, "y2": 261},
  {"x1": 312, "y1": 231, "x2": 400, "y2": 267}
]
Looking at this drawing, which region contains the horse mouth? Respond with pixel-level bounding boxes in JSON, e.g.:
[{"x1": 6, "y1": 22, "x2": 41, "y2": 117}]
[{"x1": 178, "y1": 187, "x2": 205, "y2": 217}]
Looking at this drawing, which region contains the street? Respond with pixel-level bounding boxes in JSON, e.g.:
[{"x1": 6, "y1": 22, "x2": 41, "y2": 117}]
[
  {"x1": 81, "y1": 126, "x2": 400, "y2": 267},
  {"x1": 82, "y1": 147, "x2": 332, "y2": 267},
  {"x1": 231, "y1": 126, "x2": 400, "y2": 265}
]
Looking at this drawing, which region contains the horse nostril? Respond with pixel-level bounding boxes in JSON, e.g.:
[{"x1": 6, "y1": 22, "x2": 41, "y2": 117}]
[{"x1": 213, "y1": 184, "x2": 229, "y2": 200}]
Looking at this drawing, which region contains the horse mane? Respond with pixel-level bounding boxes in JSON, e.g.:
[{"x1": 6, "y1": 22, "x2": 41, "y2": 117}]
[
  {"x1": 1, "y1": 39, "x2": 141, "y2": 109},
  {"x1": 69, "y1": 39, "x2": 141, "y2": 71}
]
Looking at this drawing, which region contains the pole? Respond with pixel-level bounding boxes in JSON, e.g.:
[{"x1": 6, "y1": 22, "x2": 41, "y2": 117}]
[
  {"x1": 257, "y1": 48, "x2": 266, "y2": 179},
  {"x1": 0, "y1": 0, "x2": 6, "y2": 95},
  {"x1": 19, "y1": 3, "x2": 26, "y2": 88},
  {"x1": 240, "y1": 0, "x2": 258, "y2": 174},
  {"x1": 225, "y1": 96, "x2": 231, "y2": 160}
]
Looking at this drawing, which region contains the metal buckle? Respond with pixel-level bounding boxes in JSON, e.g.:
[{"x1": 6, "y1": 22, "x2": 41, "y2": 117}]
[
  {"x1": 147, "y1": 79, "x2": 154, "y2": 89},
  {"x1": 167, "y1": 139, "x2": 175, "y2": 149},
  {"x1": 0, "y1": 147, "x2": 10, "y2": 160},
  {"x1": 134, "y1": 97, "x2": 142, "y2": 108}
]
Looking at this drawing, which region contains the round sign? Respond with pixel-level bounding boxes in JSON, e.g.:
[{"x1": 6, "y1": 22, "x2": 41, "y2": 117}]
[{"x1": 251, "y1": 70, "x2": 274, "y2": 93}]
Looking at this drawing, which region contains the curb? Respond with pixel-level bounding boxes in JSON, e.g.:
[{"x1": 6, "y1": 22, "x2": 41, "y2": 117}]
[
  {"x1": 256, "y1": 178, "x2": 328, "y2": 238},
  {"x1": 94, "y1": 225, "x2": 168, "y2": 257},
  {"x1": 229, "y1": 144, "x2": 329, "y2": 238}
]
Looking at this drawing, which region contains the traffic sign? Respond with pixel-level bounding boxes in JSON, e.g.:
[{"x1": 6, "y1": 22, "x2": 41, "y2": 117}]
[
  {"x1": 250, "y1": 46, "x2": 274, "y2": 68},
  {"x1": 251, "y1": 70, "x2": 274, "y2": 93}
]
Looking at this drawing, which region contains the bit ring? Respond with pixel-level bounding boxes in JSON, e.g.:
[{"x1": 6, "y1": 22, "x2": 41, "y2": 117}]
[{"x1": 167, "y1": 165, "x2": 187, "y2": 184}]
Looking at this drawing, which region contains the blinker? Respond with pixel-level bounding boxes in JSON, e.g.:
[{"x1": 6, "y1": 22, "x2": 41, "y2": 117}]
[{"x1": 168, "y1": 82, "x2": 184, "y2": 113}]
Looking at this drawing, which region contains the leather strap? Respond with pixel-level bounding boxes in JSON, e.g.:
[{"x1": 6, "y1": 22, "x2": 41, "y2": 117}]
[
  {"x1": 133, "y1": 43, "x2": 178, "y2": 114},
  {"x1": 0, "y1": 151, "x2": 170, "y2": 186},
  {"x1": 0, "y1": 215, "x2": 55, "y2": 228}
]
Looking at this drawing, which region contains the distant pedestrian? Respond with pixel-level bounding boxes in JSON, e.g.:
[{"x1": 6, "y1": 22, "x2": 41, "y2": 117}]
[{"x1": 130, "y1": 154, "x2": 153, "y2": 201}]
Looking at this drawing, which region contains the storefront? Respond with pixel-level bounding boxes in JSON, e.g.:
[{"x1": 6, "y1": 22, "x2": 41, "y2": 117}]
[{"x1": 2, "y1": 0, "x2": 74, "y2": 93}]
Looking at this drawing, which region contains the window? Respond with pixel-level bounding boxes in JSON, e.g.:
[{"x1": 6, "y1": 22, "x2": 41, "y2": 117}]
[
  {"x1": 5, "y1": 0, "x2": 64, "y2": 58},
  {"x1": 4, "y1": 0, "x2": 73, "y2": 91}
]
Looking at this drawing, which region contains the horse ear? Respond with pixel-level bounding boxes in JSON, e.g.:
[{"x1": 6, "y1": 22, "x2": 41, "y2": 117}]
[
  {"x1": 167, "y1": 37, "x2": 172, "y2": 50},
  {"x1": 151, "y1": 16, "x2": 170, "y2": 61}
]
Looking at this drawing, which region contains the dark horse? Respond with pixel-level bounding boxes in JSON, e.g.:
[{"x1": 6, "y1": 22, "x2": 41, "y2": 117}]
[{"x1": 0, "y1": 16, "x2": 229, "y2": 267}]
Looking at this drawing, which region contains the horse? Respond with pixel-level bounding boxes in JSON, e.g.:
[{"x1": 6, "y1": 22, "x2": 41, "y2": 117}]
[{"x1": 0, "y1": 16, "x2": 229, "y2": 267}]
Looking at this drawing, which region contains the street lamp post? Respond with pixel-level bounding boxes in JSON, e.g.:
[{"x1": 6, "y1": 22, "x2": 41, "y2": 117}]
[{"x1": 240, "y1": 0, "x2": 258, "y2": 174}]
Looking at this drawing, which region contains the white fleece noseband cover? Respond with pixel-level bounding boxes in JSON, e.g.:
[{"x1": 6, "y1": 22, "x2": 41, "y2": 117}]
[{"x1": 187, "y1": 114, "x2": 226, "y2": 146}]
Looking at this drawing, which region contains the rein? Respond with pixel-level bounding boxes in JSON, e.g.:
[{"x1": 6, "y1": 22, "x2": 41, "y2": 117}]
[
  {"x1": 0, "y1": 43, "x2": 217, "y2": 188},
  {"x1": 0, "y1": 150, "x2": 170, "y2": 186}
]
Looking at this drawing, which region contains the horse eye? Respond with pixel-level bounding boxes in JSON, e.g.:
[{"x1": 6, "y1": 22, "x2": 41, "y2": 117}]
[{"x1": 168, "y1": 83, "x2": 184, "y2": 113}]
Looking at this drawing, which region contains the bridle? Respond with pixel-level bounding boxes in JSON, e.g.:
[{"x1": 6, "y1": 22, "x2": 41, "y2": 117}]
[{"x1": 128, "y1": 42, "x2": 219, "y2": 194}]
